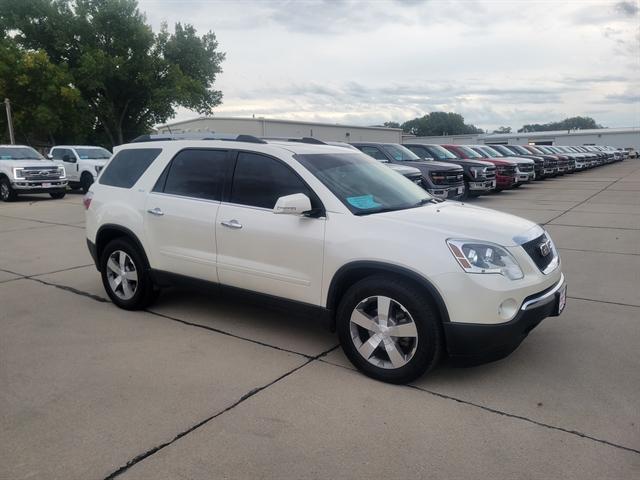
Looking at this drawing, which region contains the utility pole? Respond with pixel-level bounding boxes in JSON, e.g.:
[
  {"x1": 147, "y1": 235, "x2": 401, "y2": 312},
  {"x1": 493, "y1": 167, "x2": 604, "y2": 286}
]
[{"x1": 4, "y1": 98, "x2": 15, "y2": 144}]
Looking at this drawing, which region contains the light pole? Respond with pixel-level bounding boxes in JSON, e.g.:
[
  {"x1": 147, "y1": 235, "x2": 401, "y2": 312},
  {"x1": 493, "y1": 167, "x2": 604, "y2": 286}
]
[{"x1": 4, "y1": 98, "x2": 15, "y2": 144}]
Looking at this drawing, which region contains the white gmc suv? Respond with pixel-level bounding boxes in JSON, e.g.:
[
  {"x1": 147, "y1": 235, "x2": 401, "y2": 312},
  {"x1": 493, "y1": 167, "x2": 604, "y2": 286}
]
[{"x1": 85, "y1": 134, "x2": 567, "y2": 384}]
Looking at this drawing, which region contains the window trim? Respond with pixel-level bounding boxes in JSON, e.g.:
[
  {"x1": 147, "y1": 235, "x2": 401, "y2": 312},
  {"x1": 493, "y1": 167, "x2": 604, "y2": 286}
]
[
  {"x1": 151, "y1": 147, "x2": 233, "y2": 202},
  {"x1": 224, "y1": 149, "x2": 325, "y2": 215}
]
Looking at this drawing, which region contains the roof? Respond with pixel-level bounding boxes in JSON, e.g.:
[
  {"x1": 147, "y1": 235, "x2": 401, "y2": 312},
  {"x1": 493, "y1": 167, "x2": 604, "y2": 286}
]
[
  {"x1": 156, "y1": 116, "x2": 404, "y2": 132},
  {"x1": 50, "y1": 145, "x2": 108, "y2": 149},
  {"x1": 482, "y1": 127, "x2": 640, "y2": 139},
  {"x1": 120, "y1": 138, "x2": 353, "y2": 156}
]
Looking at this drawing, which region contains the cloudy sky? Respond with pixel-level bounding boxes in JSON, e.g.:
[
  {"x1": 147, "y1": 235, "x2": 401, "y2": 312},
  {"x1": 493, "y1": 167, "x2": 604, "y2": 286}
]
[{"x1": 138, "y1": 0, "x2": 640, "y2": 131}]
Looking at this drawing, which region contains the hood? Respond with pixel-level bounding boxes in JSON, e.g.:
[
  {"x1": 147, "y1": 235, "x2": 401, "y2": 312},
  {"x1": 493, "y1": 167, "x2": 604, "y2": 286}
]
[
  {"x1": 444, "y1": 158, "x2": 495, "y2": 168},
  {"x1": 373, "y1": 201, "x2": 541, "y2": 247},
  {"x1": 398, "y1": 160, "x2": 463, "y2": 173},
  {"x1": 387, "y1": 164, "x2": 421, "y2": 176},
  {"x1": 1, "y1": 159, "x2": 60, "y2": 169}
]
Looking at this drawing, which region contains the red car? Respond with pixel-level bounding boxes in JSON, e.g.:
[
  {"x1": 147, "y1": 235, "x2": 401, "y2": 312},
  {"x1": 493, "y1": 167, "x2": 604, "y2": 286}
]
[{"x1": 442, "y1": 145, "x2": 517, "y2": 191}]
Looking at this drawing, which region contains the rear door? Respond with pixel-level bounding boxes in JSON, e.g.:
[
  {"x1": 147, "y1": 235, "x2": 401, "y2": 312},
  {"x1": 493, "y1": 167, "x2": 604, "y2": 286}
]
[
  {"x1": 144, "y1": 148, "x2": 231, "y2": 283},
  {"x1": 215, "y1": 151, "x2": 326, "y2": 305}
]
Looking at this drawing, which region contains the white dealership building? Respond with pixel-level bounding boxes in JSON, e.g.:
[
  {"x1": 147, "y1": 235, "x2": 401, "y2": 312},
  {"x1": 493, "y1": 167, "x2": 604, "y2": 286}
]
[
  {"x1": 156, "y1": 116, "x2": 403, "y2": 143},
  {"x1": 405, "y1": 127, "x2": 640, "y2": 150}
]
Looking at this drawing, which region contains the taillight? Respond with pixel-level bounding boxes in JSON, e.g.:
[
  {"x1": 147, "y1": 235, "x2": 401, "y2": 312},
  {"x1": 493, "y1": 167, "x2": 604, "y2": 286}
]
[{"x1": 83, "y1": 191, "x2": 93, "y2": 210}]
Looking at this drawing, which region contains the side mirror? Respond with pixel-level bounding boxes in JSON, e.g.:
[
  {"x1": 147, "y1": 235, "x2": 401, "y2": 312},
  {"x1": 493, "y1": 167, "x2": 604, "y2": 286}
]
[
  {"x1": 273, "y1": 193, "x2": 312, "y2": 216},
  {"x1": 62, "y1": 154, "x2": 75, "y2": 163},
  {"x1": 47, "y1": 153, "x2": 53, "y2": 160}
]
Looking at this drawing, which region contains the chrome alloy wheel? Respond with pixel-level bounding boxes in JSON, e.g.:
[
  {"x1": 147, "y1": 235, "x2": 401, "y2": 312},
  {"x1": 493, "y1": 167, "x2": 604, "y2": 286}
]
[
  {"x1": 106, "y1": 250, "x2": 138, "y2": 300},
  {"x1": 349, "y1": 296, "x2": 419, "y2": 369},
  {"x1": 0, "y1": 182, "x2": 10, "y2": 200}
]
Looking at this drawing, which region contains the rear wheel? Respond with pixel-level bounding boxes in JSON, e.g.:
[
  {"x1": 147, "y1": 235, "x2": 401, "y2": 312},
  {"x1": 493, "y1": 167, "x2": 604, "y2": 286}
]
[
  {"x1": 100, "y1": 238, "x2": 158, "y2": 310},
  {"x1": 337, "y1": 275, "x2": 443, "y2": 384},
  {"x1": 0, "y1": 177, "x2": 17, "y2": 202}
]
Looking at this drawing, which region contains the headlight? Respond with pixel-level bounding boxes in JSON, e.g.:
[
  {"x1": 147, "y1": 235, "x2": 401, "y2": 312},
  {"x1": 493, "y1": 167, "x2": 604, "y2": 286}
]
[
  {"x1": 58, "y1": 166, "x2": 66, "y2": 179},
  {"x1": 447, "y1": 239, "x2": 524, "y2": 280},
  {"x1": 12, "y1": 167, "x2": 25, "y2": 180},
  {"x1": 469, "y1": 166, "x2": 486, "y2": 179}
]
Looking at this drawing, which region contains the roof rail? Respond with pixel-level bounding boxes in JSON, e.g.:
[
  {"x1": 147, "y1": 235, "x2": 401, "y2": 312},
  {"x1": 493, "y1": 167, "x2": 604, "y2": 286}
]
[
  {"x1": 130, "y1": 132, "x2": 267, "y2": 144},
  {"x1": 263, "y1": 136, "x2": 328, "y2": 145}
]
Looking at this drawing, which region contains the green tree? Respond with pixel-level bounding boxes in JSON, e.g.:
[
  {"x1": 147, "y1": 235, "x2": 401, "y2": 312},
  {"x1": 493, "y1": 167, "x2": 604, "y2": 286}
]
[
  {"x1": 0, "y1": 38, "x2": 89, "y2": 145},
  {"x1": 518, "y1": 116, "x2": 602, "y2": 133},
  {"x1": 1, "y1": 0, "x2": 225, "y2": 145},
  {"x1": 493, "y1": 126, "x2": 511, "y2": 134},
  {"x1": 383, "y1": 121, "x2": 401, "y2": 129},
  {"x1": 401, "y1": 112, "x2": 483, "y2": 136}
]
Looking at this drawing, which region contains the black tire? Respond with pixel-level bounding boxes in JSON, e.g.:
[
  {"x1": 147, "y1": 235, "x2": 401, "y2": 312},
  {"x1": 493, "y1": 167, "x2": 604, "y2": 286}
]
[
  {"x1": 100, "y1": 237, "x2": 158, "y2": 310},
  {"x1": 50, "y1": 191, "x2": 66, "y2": 199},
  {"x1": 336, "y1": 275, "x2": 443, "y2": 384},
  {"x1": 81, "y1": 172, "x2": 94, "y2": 193},
  {"x1": 0, "y1": 177, "x2": 17, "y2": 202},
  {"x1": 513, "y1": 183, "x2": 522, "y2": 188},
  {"x1": 460, "y1": 181, "x2": 470, "y2": 201}
]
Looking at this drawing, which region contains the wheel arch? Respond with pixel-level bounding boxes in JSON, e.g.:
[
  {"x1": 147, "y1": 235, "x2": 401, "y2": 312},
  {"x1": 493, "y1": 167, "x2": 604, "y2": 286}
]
[
  {"x1": 326, "y1": 261, "x2": 450, "y2": 329},
  {"x1": 95, "y1": 224, "x2": 150, "y2": 272}
]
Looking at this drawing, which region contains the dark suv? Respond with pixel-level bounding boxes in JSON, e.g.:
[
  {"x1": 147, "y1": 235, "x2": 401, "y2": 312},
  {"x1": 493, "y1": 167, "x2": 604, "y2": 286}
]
[
  {"x1": 351, "y1": 142, "x2": 465, "y2": 200},
  {"x1": 404, "y1": 143, "x2": 496, "y2": 199}
]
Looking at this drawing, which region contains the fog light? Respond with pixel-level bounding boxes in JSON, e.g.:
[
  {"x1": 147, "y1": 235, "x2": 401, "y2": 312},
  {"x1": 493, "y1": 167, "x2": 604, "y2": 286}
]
[{"x1": 498, "y1": 298, "x2": 518, "y2": 320}]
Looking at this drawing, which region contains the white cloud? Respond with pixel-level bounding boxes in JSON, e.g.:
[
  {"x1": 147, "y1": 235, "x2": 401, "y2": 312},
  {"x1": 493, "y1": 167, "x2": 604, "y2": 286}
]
[{"x1": 139, "y1": 0, "x2": 640, "y2": 130}]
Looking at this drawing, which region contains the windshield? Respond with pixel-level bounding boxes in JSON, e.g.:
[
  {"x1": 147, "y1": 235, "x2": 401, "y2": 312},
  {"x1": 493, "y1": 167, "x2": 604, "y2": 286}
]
[
  {"x1": 480, "y1": 146, "x2": 502, "y2": 157},
  {"x1": 295, "y1": 152, "x2": 433, "y2": 215},
  {"x1": 457, "y1": 146, "x2": 482, "y2": 158},
  {"x1": 509, "y1": 145, "x2": 530, "y2": 155},
  {"x1": 490, "y1": 145, "x2": 511, "y2": 156},
  {"x1": 526, "y1": 146, "x2": 544, "y2": 154},
  {"x1": 0, "y1": 146, "x2": 43, "y2": 161},
  {"x1": 75, "y1": 147, "x2": 111, "y2": 159},
  {"x1": 423, "y1": 145, "x2": 457, "y2": 160},
  {"x1": 382, "y1": 144, "x2": 421, "y2": 161}
]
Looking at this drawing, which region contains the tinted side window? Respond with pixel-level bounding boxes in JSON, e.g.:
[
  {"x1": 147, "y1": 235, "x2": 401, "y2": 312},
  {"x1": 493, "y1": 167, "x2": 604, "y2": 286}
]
[
  {"x1": 51, "y1": 149, "x2": 64, "y2": 160},
  {"x1": 357, "y1": 146, "x2": 387, "y2": 161},
  {"x1": 160, "y1": 149, "x2": 228, "y2": 201},
  {"x1": 99, "y1": 148, "x2": 161, "y2": 188},
  {"x1": 406, "y1": 145, "x2": 427, "y2": 156},
  {"x1": 230, "y1": 152, "x2": 311, "y2": 209}
]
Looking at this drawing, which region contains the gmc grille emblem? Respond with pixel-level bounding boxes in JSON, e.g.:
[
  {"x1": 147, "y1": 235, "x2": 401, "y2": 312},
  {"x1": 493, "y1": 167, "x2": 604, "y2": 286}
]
[{"x1": 539, "y1": 239, "x2": 552, "y2": 257}]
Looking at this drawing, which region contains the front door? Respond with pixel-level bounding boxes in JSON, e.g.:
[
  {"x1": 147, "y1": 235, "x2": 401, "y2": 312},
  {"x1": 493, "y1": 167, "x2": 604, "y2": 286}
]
[
  {"x1": 52, "y1": 148, "x2": 79, "y2": 181},
  {"x1": 216, "y1": 151, "x2": 325, "y2": 305},
  {"x1": 144, "y1": 148, "x2": 230, "y2": 283}
]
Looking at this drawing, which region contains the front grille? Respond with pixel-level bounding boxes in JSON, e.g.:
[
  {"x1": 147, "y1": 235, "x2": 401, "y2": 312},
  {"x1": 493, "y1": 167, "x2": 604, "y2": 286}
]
[
  {"x1": 484, "y1": 166, "x2": 496, "y2": 180},
  {"x1": 496, "y1": 165, "x2": 516, "y2": 176},
  {"x1": 522, "y1": 233, "x2": 556, "y2": 273},
  {"x1": 430, "y1": 170, "x2": 464, "y2": 185},
  {"x1": 22, "y1": 167, "x2": 61, "y2": 180},
  {"x1": 518, "y1": 163, "x2": 534, "y2": 173}
]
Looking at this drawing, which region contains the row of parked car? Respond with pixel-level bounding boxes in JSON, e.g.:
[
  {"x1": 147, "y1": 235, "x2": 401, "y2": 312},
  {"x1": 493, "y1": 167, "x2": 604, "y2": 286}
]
[
  {"x1": 347, "y1": 142, "x2": 627, "y2": 201},
  {"x1": 0, "y1": 140, "x2": 628, "y2": 202}
]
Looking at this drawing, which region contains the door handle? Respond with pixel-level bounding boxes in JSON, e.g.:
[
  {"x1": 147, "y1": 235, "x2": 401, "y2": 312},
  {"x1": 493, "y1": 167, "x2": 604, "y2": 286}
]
[
  {"x1": 221, "y1": 219, "x2": 242, "y2": 229},
  {"x1": 147, "y1": 207, "x2": 164, "y2": 216}
]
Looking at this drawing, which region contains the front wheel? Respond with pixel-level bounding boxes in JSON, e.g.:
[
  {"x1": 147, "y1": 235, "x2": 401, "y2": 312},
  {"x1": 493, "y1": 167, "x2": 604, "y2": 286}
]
[
  {"x1": 81, "y1": 172, "x2": 94, "y2": 193},
  {"x1": 50, "y1": 191, "x2": 66, "y2": 199},
  {"x1": 0, "y1": 177, "x2": 17, "y2": 202},
  {"x1": 100, "y1": 238, "x2": 158, "y2": 310},
  {"x1": 337, "y1": 275, "x2": 443, "y2": 384}
]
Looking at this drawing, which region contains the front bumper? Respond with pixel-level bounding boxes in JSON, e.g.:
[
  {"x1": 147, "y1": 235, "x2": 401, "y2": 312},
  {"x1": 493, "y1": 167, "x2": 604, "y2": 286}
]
[
  {"x1": 468, "y1": 179, "x2": 496, "y2": 191},
  {"x1": 443, "y1": 273, "x2": 566, "y2": 365},
  {"x1": 11, "y1": 179, "x2": 68, "y2": 192},
  {"x1": 427, "y1": 184, "x2": 465, "y2": 200}
]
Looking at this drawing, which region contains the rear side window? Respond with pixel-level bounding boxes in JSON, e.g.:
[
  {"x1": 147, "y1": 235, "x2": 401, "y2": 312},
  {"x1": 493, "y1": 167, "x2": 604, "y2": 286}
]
[
  {"x1": 157, "y1": 149, "x2": 229, "y2": 201},
  {"x1": 99, "y1": 148, "x2": 161, "y2": 188},
  {"x1": 230, "y1": 152, "x2": 312, "y2": 209}
]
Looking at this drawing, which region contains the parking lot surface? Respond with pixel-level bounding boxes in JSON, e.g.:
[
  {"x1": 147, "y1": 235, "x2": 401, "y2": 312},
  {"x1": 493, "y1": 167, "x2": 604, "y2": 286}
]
[{"x1": 2, "y1": 160, "x2": 639, "y2": 479}]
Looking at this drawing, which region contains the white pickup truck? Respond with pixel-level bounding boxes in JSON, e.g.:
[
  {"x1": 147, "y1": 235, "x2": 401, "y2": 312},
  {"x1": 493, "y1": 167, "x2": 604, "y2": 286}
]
[
  {"x1": 48, "y1": 145, "x2": 111, "y2": 193},
  {"x1": 0, "y1": 145, "x2": 67, "y2": 202}
]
